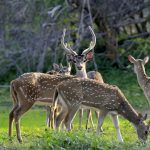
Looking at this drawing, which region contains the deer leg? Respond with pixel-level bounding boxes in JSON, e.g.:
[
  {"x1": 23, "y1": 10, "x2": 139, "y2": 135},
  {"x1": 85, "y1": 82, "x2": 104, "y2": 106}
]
[
  {"x1": 46, "y1": 106, "x2": 51, "y2": 128},
  {"x1": 50, "y1": 107, "x2": 57, "y2": 129},
  {"x1": 111, "y1": 113, "x2": 123, "y2": 142},
  {"x1": 49, "y1": 106, "x2": 54, "y2": 129},
  {"x1": 86, "y1": 109, "x2": 95, "y2": 129},
  {"x1": 79, "y1": 109, "x2": 83, "y2": 128},
  {"x1": 52, "y1": 107, "x2": 60, "y2": 129},
  {"x1": 86, "y1": 109, "x2": 91, "y2": 129},
  {"x1": 89, "y1": 110, "x2": 94, "y2": 128},
  {"x1": 96, "y1": 110, "x2": 108, "y2": 135},
  {"x1": 61, "y1": 121, "x2": 65, "y2": 130},
  {"x1": 55, "y1": 108, "x2": 68, "y2": 130},
  {"x1": 54, "y1": 108, "x2": 65, "y2": 130},
  {"x1": 65, "y1": 106, "x2": 79, "y2": 131},
  {"x1": 13, "y1": 103, "x2": 33, "y2": 143},
  {"x1": 95, "y1": 111, "x2": 99, "y2": 119},
  {"x1": 52, "y1": 107, "x2": 58, "y2": 129},
  {"x1": 48, "y1": 106, "x2": 54, "y2": 129},
  {"x1": 95, "y1": 111, "x2": 103, "y2": 132},
  {"x1": 9, "y1": 86, "x2": 18, "y2": 138},
  {"x1": 14, "y1": 107, "x2": 22, "y2": 143},
  {"x1": 9, "y1": 104, "x2": 18, "y2": 137}
]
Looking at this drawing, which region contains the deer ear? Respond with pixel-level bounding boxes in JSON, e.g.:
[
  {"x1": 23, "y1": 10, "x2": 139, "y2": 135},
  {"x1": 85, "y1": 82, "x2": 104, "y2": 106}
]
[
  {"x1": 143, "y1": 56, "x2": 149, "y2": 64},
  {"x1": 128, "y1": 55, "x2": 136, "y2": 63},
  {"x1": 53, "y1": 63, "x2": 60, "y2": 71},
  {"x1": 140, "y1": 113, "x2": 147, "y2": 121},
  {"x1": 143, "y1": 114, "x2": 148, "y2": 120},
  {"x1": 86, "y1": 51, "x2": 93, "y2": 61}
]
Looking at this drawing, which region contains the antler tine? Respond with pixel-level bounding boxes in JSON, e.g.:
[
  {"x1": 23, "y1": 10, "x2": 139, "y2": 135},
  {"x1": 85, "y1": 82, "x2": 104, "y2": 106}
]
[
  {"x1": 82, "y1": 26, "x2": 96, "y2": 55},
  {"x1": 61, "y1": 28, "x2": 77, "y2": 56},
  {"x1": 61, "y1": 28, "x2": 71, "y2": 54}
]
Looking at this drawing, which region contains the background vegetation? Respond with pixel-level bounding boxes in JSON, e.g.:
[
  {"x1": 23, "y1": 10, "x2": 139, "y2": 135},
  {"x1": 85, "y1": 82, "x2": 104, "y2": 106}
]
[{"x1": 0, "y1": 0, "x2": 150, "y2": 149}]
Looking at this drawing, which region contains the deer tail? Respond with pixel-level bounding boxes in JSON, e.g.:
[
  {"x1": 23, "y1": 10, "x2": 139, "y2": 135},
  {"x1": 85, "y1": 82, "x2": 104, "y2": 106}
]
[{"x1": 10, "y1": 81, "x2": 18, "y2": 106}]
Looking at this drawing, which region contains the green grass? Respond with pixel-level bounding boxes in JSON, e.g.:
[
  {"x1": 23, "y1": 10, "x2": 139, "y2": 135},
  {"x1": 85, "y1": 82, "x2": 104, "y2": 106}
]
[
  {"x1": 0, "y1": 109, "x2": 150, "y2": 150},
  {"x1": 0, "y1": 68, "x2": 150, "y2": 149}
]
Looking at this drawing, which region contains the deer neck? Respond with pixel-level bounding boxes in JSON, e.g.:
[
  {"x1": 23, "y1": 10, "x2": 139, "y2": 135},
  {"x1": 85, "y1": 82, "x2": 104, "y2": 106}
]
[
  {"x1": 76, "y1": 65, "x2": 87, "y2": 79},
  {"x1": 135, "y1": 65, "x2": 147, "y2": 89},
  {"x1": 118, "y1": 100, "x2": 140, "y2": 127}
]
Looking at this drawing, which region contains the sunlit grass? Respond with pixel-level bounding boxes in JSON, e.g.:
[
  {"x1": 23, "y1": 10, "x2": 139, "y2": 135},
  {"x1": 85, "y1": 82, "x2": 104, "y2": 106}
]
[{"x1": 0, "y1": 107, "x2": 150, "y2": 149}]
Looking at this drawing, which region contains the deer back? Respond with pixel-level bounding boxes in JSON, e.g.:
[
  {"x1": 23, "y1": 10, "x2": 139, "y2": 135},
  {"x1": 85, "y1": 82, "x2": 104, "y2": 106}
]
[
  {"x1": 11, "y1": 72, "x2": 75, "y2": 103},
  {"x1": 57, "y1": 78, "x2": 124, "y2": 110}
]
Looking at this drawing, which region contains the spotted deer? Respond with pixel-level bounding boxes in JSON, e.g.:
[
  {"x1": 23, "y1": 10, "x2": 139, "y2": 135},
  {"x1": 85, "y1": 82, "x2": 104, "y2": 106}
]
[
  {"x1": 46, "y1": 63, "x2": 71, "y2": 127},
  {"x1": 54, "y1": 78, "x2": 150, "y2": 142},
  {"x1": 61, "y1": 26, "x2": 123, "y2": 142},
  {"x1": 9, "y1": 73, "x2": 75, "y2": 142},
  {"x1": 128, "y1": 55, "x2": 150, "y2": 106}
]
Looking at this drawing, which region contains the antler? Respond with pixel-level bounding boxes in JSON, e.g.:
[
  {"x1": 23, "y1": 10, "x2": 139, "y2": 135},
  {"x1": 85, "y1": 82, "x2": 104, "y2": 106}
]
[
  {"x1": 61, "y1": 29, "x2": 77, "y2": 56},
  {"x1": 82, "y1": 26, "x2": 96, "y2": 55}
]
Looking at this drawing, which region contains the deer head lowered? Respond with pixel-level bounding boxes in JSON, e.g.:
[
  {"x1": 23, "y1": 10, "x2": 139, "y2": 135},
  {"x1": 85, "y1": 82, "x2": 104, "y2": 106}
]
[
  {"x1": 128, "y1": 55, "x2": 150, "y2": 106},
  {"x1": 54, "y1": 78, "x2": 150, "y2": 142}
]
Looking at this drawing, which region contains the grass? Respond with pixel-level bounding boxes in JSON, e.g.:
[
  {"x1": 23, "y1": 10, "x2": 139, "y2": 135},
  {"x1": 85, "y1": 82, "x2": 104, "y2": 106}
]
[
  {"x1": 0, "y1": 68, "x2": 150, "y2": 149},
  {"x1": 1, "y1": 108, "x2": 150, "y2": 150},
  {"x1": 0, "y1": 109, "x2": 150, "y2": 150}
]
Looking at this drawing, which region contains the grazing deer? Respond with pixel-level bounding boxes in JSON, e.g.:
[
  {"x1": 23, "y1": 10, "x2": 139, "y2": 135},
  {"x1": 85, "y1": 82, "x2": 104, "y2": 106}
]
[
  {"x1": 9, "y1": 73, "x2": 75, "y2": 142},
  {"x1": 46, "y1": 63, "x2": 71, "y2": 127},
  {"x1": 128, "y1": 55, "x2": 150, "y2": 106},
  {"x1": 61, "y1": 26, "x2": 123, "y2": 142},
  {"x1": 54, "y1": 78, "x2": 150, "y2": 142}
]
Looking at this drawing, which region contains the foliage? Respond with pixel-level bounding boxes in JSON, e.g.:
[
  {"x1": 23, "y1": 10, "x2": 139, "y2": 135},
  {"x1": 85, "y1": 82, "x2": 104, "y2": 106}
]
[
  {"x1": 92, "y1": 38, "x2": 150, "y2": 69},
  {"x1": 118, "y1": 38, "x2": 150, "y2": 68},
  {"x1": 1, "y1": 0, "x2": 150, "y2": 83}
]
